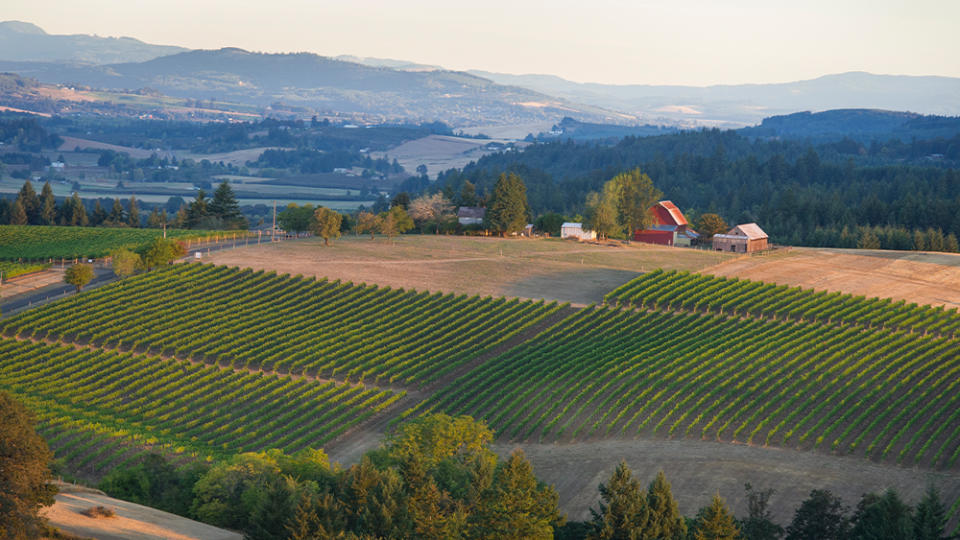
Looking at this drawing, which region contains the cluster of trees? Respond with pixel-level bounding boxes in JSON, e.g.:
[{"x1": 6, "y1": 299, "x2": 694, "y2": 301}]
[
  {"x1": 0, "y1": 179, "x2": 248, "y2": 230},
  {"x1": 276, "y1": 203, "x2": 348, "y2": 246},
  {"x1": 95, "y1": 149, "x2": 244, "y2": 183},
  {"x1": 584, "y1": 169, "x2": 662, "y2": 240},
  {"x1": 251, "y1": 148, "x2": 401, "y2": 176},
  {"x1": 62, "y1": 236, "x2": 186, "y2": 293},
  {"x1": 431, "y1": 129, "x2": 960, "y2": 252},
  {"x1": 0, "y1": 392, "x2": 57, "y2": 539},
  {"x1": 101, "y1": 415, "x2": 564, "y2": 540},
  {"x1": 0, "y1": 116, "x2": 61, "y2": 152}
]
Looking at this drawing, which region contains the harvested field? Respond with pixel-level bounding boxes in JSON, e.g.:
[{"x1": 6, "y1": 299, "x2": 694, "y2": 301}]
[
  {"x1": 45, "y1": 487, "x2": 241, "y2": 540},
  {"x1": 705, "y1": 247, "x2": 960, "y2": 309},
  {"x1": 203, "y1": 236, "x2": 733, "y2": 305},
  {"x1": 58, "y1": 136, "x2": 154, "y2": 159},
  {"x1": 375, "y1": 135, "x2": 525, "y2": 178}
]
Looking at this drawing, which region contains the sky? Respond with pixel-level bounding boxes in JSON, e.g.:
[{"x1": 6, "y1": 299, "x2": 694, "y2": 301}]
[{"x1": 3, "y1": 0, "x2": 958, "y2": 86}]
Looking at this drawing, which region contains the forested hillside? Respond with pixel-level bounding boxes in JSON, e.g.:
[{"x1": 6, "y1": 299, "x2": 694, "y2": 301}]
[{"x1": 436, "y1": 129, "x2": 960, "y2": 247}]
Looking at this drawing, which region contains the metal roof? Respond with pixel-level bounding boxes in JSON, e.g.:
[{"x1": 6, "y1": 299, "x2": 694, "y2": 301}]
[
  {"x1": 729, "y1": 223, "x2": 768, "y2": 240},
  {"x1": 656, "y1": 201, "x2": 689, "y2": 226},
  {"x1": 457, "y1": 207, "x2": 485, "y2": 219}
]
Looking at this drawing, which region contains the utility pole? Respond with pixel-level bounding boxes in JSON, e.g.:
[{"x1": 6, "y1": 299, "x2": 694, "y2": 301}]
[{"x1": 272, "y1": 200, "x2": 277, "y2": 242}]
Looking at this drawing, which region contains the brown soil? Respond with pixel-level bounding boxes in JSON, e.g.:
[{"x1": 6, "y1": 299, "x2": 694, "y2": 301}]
[
  {"x1": 494, "y1": 439, "x2": 960, "y2": 527},
  {"x1": 44, "y1": 492, "x2": 241, "y2": 540},
  {"x1": 203, "y1": 236, "x2": 732, "y2": 305},
  {"x1": 704, "y1": 247, "x2": 960, "y2": 309}
]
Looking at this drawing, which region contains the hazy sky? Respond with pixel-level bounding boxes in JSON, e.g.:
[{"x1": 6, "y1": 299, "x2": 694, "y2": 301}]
[{"x1": 3, "y1": 0, "x2": 958, "y2": 85}]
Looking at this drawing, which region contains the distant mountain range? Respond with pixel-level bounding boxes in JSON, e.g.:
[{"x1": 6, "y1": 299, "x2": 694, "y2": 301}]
[
  {"x1": 1, "y1": 21, "x2": 959, "y2": 129},
  {"x1": 0, "y1": 21, "x2": 187, "y2": 64}
]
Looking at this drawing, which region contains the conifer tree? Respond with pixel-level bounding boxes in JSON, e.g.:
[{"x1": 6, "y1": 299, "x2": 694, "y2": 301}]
[
  {"x1": 147, "y1": 207, "x2": 166, "y2": 228},
  {"x1": 588, "y1": 461, "x2": 650, "y2": 540},
  {"x1": 9, "y1": 198, "x2": 27, "y2": 225},
  {"x1": 16, "y1": 180, "x2": 40, "y2": 224},
  {"x1": 693, "y1": 493, "x2": 740, "y2": 540},
  {"x1": 39, "y1": 181, "x2": 56, "y2": 225},
  {"x1": 913, "y1": 485, "x2": 947, "y2": 540},
  {"x1": 645, "y1": 471, "x2": 686, "y2": 540},
  {"x1": 127, "y1": 196, "x2": 140, "y2": 227},
  {"x1": 69, "y1": 193, "x2": 88, "y2": 226},
  {"x1": 209, "y1": 181, "x2": 246, "y2": 228},
  {"x1": 469, "y1": 450, "x2": 564, "y2": 540},
  {"x1": 91, "y1": 199, "x2": 107, "y2": 226},
  {"x1": 108, "y1": 197, "x2": 126, "y2": 225},
  {"x1": 485, "y1": 172, "x2": 529, "y2": 235},
  {"x1": 785, "y1": 490, "x2": 848, "y2": 540}
]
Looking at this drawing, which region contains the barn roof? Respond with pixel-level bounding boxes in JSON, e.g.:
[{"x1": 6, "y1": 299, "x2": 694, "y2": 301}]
[
  {"x1": 457, "y1": 206, "x2": 485, "y2": 219},
  {"x1": 655, "y1": 201, "x2": 688, "y2": 226},
  {"x1": 729, "y1": 223, "x2": 768, "y2": 240}
]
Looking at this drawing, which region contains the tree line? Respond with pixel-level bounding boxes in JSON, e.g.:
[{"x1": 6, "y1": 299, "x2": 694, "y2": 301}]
[
  {"x1": 0, "y1": 179, "x2": 248, "y2": 230},
  {"x1": 432, "y1": 129, "x2": 960, "y2": 251}
]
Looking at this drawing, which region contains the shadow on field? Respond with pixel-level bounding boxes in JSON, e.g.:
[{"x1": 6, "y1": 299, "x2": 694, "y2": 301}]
[{"x1": 505, "y1": 268, "x2": 641, "y2": 305}]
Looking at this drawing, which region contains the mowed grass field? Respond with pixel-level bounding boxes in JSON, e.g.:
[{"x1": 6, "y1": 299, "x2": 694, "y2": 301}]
[
  {"x1": 203, "y1": 235, "x2": 735, "y2": 305},
  {"x1": 4, "y1": 236, "x2": 960, "y2": 529}
]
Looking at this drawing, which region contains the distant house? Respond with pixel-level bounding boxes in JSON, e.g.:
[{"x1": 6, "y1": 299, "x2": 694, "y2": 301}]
[
  {"x1": 457, "y1": 206, "x2": 485, "y2": 226},
  {"x1": 712, "y1": 223, "x2": 769, "y2": 253},
  {"x1": 561, "y1": 222, "x2": 597, "y2": 241},
  {"x1": 633, "y1": 201, "x2": 699, "y2": 246}
]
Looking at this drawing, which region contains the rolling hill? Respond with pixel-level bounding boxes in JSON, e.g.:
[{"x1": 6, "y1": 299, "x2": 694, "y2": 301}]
[{"x1": 0, "y1": 20, "x2": 186, "y2": 64}]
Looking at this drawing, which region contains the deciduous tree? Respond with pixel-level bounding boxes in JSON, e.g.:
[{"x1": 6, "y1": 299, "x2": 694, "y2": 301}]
[
  {"x1": 356, "y1": 211, "x2": 382, "y2": 239},
  {"x1": 64, "y1": 263, "x2": 94, "y2": 293},
  {"x1": 313, "y1": 207, "x2": 343, "y2": 246},
  {"x1": 695, "y1": 213, "x2": 728, "y2": 240},
  {"x1": 111, "y1": 248, "x2": 141, "y2": 278},
  {"x1": 0, "y1": 392, "x2": 57, "y2": 540},
  {"x1": 607, "y1": 169, "x2": 661, "y2": 241}
]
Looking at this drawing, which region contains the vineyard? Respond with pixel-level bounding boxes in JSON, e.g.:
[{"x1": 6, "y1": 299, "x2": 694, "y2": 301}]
[
  {"x1": 2, "y1": 263, "x2": 562, "y2": 387},
  {"x1": 417, "y1": 305, "x2": 960, "y2": 469},
  {"x1": 0, "y1": 261, "x2": 50, "y2": 279},
  {"x1": 0, "y1": 225, "x2": 252, "y2": 260},
  {"x1": 606, "y1": 269, "x2": 960, "y2": 336},
  {"x1": 0, "y1": 337, "x2": 400, "y2": 474}
]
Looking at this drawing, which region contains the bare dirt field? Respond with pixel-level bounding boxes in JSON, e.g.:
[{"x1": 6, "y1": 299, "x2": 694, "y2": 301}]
[
  {"x1": 375, "y1": 135, "x2": 526, "y2": 179},
  {"x1": 44, "y1": 486, "x2": 241, "y2": 540},
  {"x1": 495, "y1": 439, "x2": 960, "y2": 527},
  {"x1": 182, "y1": 147, "x2": 289, "y2": 167},
  {"x1": 203, "y1": 235, "x2": 733, "y2": 305},
  {"x1": 705, "y1": 247, "x2": 960, "y2": 309}
]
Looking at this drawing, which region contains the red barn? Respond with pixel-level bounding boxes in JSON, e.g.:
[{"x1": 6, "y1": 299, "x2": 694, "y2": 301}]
[{"x1": 633, "y1": 201, "x2": 699, "y2": 246}]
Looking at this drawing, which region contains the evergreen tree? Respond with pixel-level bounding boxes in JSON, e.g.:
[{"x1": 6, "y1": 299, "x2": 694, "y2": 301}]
[
  {"x1": 70, "y1": 193, "x2": 88, "y2": 226},
  {"x1": 127, "y1": 196, "x2": 140, "y2": 227},
  {"x1": 186, "y1": 190, "x2": 210, "y2": 229},
  {"x1": 785, "y1": 490, "x2": 848, "y2": 540},
  {"x1": 390, "y1": 192, "x2": 411, "y2": 210},
  {"x1": 588, "y1": 461, "x2": 650, "y2": 540},
  {"x1": 209, "y1": 181, "x2": 246, "y2": 228},
  {"x1": 90, "y1": 199, "x2": 107, "y2": 226},
  {"x1": 0, "y1": 392, "x2": 57, "y2": 539},
  {"x1": 9, "y1": 198, "x2": 27, "y2": 225},
  {"x1": 16, "y1": 180, "x2": 40, "y2": 225},
  {"x1": 469, "y1": 450, "x2": 564, "y2": 540},
  {"x1": 147, "y1": 207, "x2": 166, "y2": 229},
  {"x1": 913, "y1": 485, "x2": 947, "y2": 540},
  {"x1": 485, "y1": 173, "x2": 530, "y2": 235},
  {"x1": 945, "y1": 233, "x2": 959, "y2": 253},
  {"x1": 459, "y1": 180, "x2": 478, "y2": 207},
  {"x1": 693, "y1": 494, "x2": 740, "y2": 540},
  {"x1": 108, "y1": 197, "x2": 126, "y2": 225},
  {"x1": 849, "y1": 490, "x2": 913, "y2": 540},
  {"x1": 39, "y1": 181, "x2": 56, "y2": 225},
  {"x1": 645, "y1": 471, "x2": 686, "y2": 540}
]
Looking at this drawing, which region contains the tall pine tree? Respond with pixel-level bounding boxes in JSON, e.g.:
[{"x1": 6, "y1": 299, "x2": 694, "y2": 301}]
[
  {"x1": 209, "y1": 181, "x2": 246, "y2": 229},
  {"x1": 913, "y1": 485, "x2": 947, "y2": 540},
  {"x1": 645, "y1": 471, "x2": 686, "y2": 540},
  {"x1": 588, "y1": 461, "x2": 650, "y2": 539},
  {"x1": 693, "y1": 493, "x2": 740, "y2": 540},
  {"x1": 127, "y1": 196, "x2": 140, "y2": 227},
  {"x1": 39, "y1": 181, "x2": 56, "y2": 225},
  {"x1": 485, "y1": 172, "x2": 529, "y2": 235}
]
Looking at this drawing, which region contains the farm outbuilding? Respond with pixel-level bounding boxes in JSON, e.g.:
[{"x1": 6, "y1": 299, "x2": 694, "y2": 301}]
[
  {"x1": 457, "y1": 207, "x2": 485, "y2": 226},
  {"x1": 633, "y1": 201, "x2": 699, "y2": 246},
  {"x1": 561, "y1": 222, "x2": 597, "y2": 241},
  {"x1": 712, "y1": 223, "x2": 769, "y2": 253}
]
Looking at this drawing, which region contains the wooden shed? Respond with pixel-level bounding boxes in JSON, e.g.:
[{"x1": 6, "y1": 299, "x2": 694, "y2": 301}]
[
  {"x1": 561, "y1": 222, "x2": 597, "y2": 241},
  {"x1": 712, "y1": 223, "x2": 769, "y2": 253}
]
